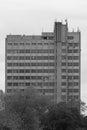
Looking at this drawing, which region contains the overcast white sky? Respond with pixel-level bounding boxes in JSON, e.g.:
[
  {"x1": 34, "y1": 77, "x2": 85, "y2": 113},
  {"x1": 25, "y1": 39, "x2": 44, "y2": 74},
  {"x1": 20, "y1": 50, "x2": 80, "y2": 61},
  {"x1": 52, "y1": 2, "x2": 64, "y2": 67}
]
[{"x1": 0, "y1": 0, "x2": 87, "y2": 103}]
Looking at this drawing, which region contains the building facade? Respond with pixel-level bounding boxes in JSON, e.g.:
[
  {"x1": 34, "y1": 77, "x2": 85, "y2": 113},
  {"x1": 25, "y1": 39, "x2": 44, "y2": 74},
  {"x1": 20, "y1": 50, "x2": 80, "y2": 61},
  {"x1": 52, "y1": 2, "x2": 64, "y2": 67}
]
[{"x1": 5, "y1": 21, "x2": 81, "y2": 103}]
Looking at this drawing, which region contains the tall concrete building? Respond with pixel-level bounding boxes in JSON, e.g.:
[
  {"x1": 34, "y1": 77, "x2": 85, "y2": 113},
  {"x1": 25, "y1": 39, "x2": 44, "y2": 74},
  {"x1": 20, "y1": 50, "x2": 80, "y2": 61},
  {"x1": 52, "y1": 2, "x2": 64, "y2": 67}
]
[{"x1": 5, "y1": 21, "x2": 81, "y2": 103}]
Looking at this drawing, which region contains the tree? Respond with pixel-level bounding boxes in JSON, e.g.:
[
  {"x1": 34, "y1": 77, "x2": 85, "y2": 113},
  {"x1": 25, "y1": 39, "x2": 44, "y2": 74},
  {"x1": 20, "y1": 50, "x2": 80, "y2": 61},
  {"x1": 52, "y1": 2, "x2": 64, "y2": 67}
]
[
  {"x1": 0, "y1": 109, "x2": 21, "y2": 130},
  {"x1": 41, "y1": 102, "x2": 84, "y2": 130},
  {"x1": 4, "y1": 87, "x2": 51, "y2": 130}
]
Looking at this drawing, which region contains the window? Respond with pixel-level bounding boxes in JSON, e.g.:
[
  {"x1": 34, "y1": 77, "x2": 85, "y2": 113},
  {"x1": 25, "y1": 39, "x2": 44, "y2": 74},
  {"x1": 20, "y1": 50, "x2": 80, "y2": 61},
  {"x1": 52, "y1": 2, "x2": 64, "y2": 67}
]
[
  {"x1": 7, "y1": 49, "x2": 16, "y2": 53},
  {"x1": 26, "y1": 83, "x2": 30, "y2": 86},
  {"x1": 31, "y1": 83, "x2": 36, "y2": 86},
  {"x1": 68, "y1": 56, "x2": 72, "y2": 60},
  {"x1": 73, "y1": 56, "x2": 79, "y2": 60},
  {"x1": 7, "y1": 56, "x2": 19, "y2": 60},
  {"x1": 14, "y1": 56, "x2": 19, "y2": 60},
  {"x1": 31, "y1": 63, "x2": 37, "y2": 66},
  {"x1": 19, "y1": 76, "x2": 25, "y2": 80},
  {"x1": 13, "y1": 83, "x2": 18, "y2": 86},
  {"x1": 26, "y1": 43, "x2": 30, "y2": 45},
  {"x1": 38, "y1": 43, "x2": 43, "y2": 45},
  {"x1": 68, "y1": 76, "x2": 72, "y2": 79},
  {"x1": 25, "y1": 63, "x2": 31, "y2": 66},
  {"x1": 49, "y1": 82, "x2": 55, "y2": 86},
  {"x1": 13, "y1": 69, "x2": 19, "y2": 73},
  {"x1": 49, "y1": 49, "x2": 54, "y2": 53},
  {"x1": 49, "y1": 62, "x2": 55, "y2": 66},
  {"x1": 25, "y1": 69, "x2": 30, "y2": 73},
  {"x1": 61, "y1": 89, "x2": 66, "y2": 92},
  {"x1": 37, "y1": 56, "x2": 54, "y2": 60},
  {"x1": 68, "y1": 63, "x2": 72, "y2": 66},
  {"x1": 62, "y1": 56, "x2": 66, "y2": 60},
  {"x1": 62, "y1": 69, "x2": 66, "y2": 73},
  {"x1": 26, "y1": 56, "x2": 31, "y2": 60},
  {"x1": 37, "y1": 76, "x2": 42, "y2": 80},
  {"x1": 7, "y1": 76, "x2": 12, "y2": 80},
  {"x1": 19, "y1": 50, "x2": 25, "y2": 53},
  {"x1": 14, "y1": 43, "x2": 18, "y2": 45},
  {"x1": 19, "y1": 56, "x2": 25, "y2": 60},
  {"x1": 31, "y1": 62, "x2": 55, "y2": 66},
  {"x1": 73, "y1": 50, "x2": 79, "y2": 53},
  {"x1": 73, "y1": 89, "x2": 79, "y2": 92},
  {"x1": 68, "y1": 89, "x2": 73, "y2": 92},
  {"x1": 62, "y1": 75, "x2": 66, "y2": 79},
  {"x1": 7, "y1": 82, "x2": 12, "y2": 86},
  {"x1": 19, "y1": 69, "x2": 25, "y2": 73},
  {"x1": 25, "y1": 76, "x2": 30, "y2": 79},
  {"x1": 73, "y1": 63, "x2": 79, "y2": 66},
  {"x1": 48, "y1": 69, "x2": 55, "y2": 73},
  {"x1": 74, "y1": 96, "x2": 79, "y2": 100},
  {"x1": 7, "y1": 69, "x2": 12, "y2": 73},
  {"x1": 48, "y1": 56, "x2": 54, "y2": 60},
  {"x1": 32, "y1": 43, "x2": 36, "y2": 45},
  {"x1": 68, "y1": 82, "x2": 73, "y2": 86},
  {"x1": 62, "y1": 82, "x2": 66, "y2": 86},
  {"x1": 68, "y1": 49, "x2": 72, "y2": 53},
  {"x1": 43, "y1": 82, "x2": 49, "y2": 86},
  {"x1": 68, "y1": 89, "x2": 79, "y2": 93},
  {"x1": 19, "y1": 82, "x2": 25, "y2": 86},
  {"x1": 7, "y1": 56, "x2": 12, "y2": 60},
  {"x1": 19, "y1": 43, "x2": 24, "y2": 45},
  {"x1": 68, "y1": 69, "x2": 72, "y2": 73},
  {"x1": 31, "y1": 56, "x2": 36, "y2": 60},
  {"x1": 25, "y1": 50, "x2": 30, "y2": 53},
  {"x1": 73, "y1": 69, "x2": 79, "y2": 73},
  {"x1": 73, "y1": 76, "x2": 79, "y2": 79},
  {"x1": 8, "y1": 43, "x2": 12, "y2": 45},
  {"x1": 19, "y1": 63, "x2": 24, "y2": 66},
  {"x1": 62, "y1": 43, "x2": 66, "y2": 46},
  {"x1": 74, "y1": 82, "x2": 79, "y2": 86},
  {"x1": 67, "y1": 36, "x2": 74, "y2": 40},
  {"x1": 37, "y1": 69, "x2": 42, "y2": 73},
  {"x1": 40, "y1": 89, "x2": 54, "y2": 93},
  {"x1": 68, "y1": 43, "x2": 73, "y2": 46},
  {"x1": 31, "y1": 69, "x2": 37, "y2": 73},
  {"x1": 7, "y1": 63, "x2": 12, "y2": 66},
  {"x1": 13, "y1": 63, "x2": 18, "y2": 66},
  {"x1": 74, "y1": 43, "x2": 79, "y2": 47},
  {"x1": 13, "y1": 76, "x2": 18, "y2": 80},
  {"x1": 48, "y1": 36, "x2": 54, "y2": 40},
  {"x1": 43, "y1": 37, "x2": 47, "y2": 40},
  {"x1": 62, "y1": 49, "x2": 66, "y2": 53},
  {"x1": 44, "y1": 69, "x2": 54, "y2": 73},
  {"x1": 62, "y1": 62, "x2": 66, "y2": 66}
]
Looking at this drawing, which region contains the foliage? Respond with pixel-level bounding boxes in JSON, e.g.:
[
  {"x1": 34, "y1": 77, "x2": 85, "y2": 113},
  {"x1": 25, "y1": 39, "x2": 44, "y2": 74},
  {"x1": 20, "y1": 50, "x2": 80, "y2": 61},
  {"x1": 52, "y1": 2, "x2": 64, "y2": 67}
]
[
  {"x1": 41, "y1": 102, "x2": 84, "y2": 130},
  {"x1": 0, "y1": 109, "x2": 21, "y2": 130},
  {"x1": 1, "y1": 87, "x2": 87, "y2": 130},
  {"x1": 4, "y1": 87, "x2": 51, "y2": 130}
]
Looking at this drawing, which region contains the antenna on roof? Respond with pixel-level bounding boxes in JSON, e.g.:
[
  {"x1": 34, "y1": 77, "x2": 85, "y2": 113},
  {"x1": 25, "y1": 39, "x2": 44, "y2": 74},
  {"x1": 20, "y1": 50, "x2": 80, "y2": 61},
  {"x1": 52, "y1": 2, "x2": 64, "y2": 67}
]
[
  {"x1": 65, "y1": 18, "x2": 68, "y2": 31},
  {"x1": 77, "y1": 27, "x2": 80, "y2": 32},
  {"x1": 65, "y1": 18, "x2": 68, "y2": 25}
]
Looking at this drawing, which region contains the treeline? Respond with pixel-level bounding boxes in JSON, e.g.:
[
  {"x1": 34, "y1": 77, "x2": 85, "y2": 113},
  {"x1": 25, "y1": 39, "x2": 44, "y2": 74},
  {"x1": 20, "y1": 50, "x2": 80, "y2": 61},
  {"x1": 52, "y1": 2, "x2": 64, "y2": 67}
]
[{"x1": 0, "y1": 88, "x2": 87, "y2": 130}]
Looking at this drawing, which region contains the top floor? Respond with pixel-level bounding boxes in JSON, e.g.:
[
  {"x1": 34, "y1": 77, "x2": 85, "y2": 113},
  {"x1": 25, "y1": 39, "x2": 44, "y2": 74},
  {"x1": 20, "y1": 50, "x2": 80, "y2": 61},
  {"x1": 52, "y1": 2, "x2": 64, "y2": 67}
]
[{"x1": 6, "y1": 21, "x2": 81, "y2": 44}]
